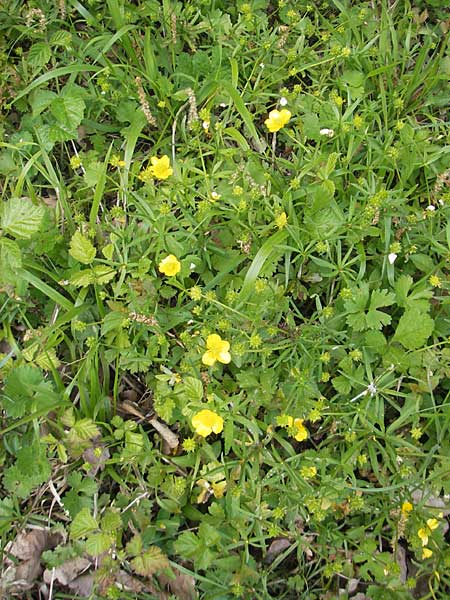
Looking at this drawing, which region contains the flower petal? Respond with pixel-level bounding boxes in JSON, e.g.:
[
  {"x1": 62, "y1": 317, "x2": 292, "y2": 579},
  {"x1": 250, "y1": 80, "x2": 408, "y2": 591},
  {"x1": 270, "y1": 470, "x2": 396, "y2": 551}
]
[
  {"x1": 218, "y1": 350, "x2": 231, "y2": 364},
  {"x1": 202, "y1": 351, "x2": 216, "y2": 366}
]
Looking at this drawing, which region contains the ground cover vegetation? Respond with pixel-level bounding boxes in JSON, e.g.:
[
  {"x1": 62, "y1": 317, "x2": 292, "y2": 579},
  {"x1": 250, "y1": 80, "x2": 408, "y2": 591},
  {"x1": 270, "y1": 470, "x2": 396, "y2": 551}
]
[{"x1": 0, "y1": 0, "x2": 449, "y2": 598}]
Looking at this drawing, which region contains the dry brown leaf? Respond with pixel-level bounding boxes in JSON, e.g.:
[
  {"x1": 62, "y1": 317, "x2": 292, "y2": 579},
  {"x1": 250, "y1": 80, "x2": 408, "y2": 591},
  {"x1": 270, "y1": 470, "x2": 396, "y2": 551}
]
[
  {"x1": 3, "y1": 529, "x2": 63, "y2": 593},
  {"x1": 43, "y1": 557, "x2": 91, "y2": 586},
  {"x1": 159, "y1": 567, "x2": 196, "y2": 600},
  {"x1": 396, "y1": 545, "x2": 408, "y2": 583},
  {"x1": 263, "y1": 538, "x2": 292, "y2": 564},
  {"x1": 149, "y1": 417, "x2": 179, "y2": 450},
  {"x1": 68, "y1": 572, "x2": 95, "y2": 596}
]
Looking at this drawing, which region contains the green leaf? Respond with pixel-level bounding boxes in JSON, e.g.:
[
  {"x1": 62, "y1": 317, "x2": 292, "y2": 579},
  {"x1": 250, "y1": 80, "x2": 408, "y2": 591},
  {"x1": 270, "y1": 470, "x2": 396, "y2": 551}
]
[
  {"x1": 3, "y1": 443, "x2": 51, "y2": 498},
  {"x1": 92, "y1": 265, "x2": 116, "y2": 285},
  {"x1": 69, "y1": 231, "x2": 96, "y2": 264},
  {"x1": 395, "y1": 274, "x2": 432, "y2": 311},
  {"x1": 0, "y1": 238, "x2": 22, "y2": 284},
  {"x1": 394, "y1": 309, "x2": 434, "y2": 350},
  {"x1": 174, "y1": 531, "x2": 202, "y2": 559},
  {"x1": 131, "y1": 546, "x2": 169, "y2": 577},
  {"x1": 1, "y1": 197, "x2": 44, "y2": 239},
  {"x1": 85, "y1": 532, "x2": 114, "y2": 556},
  {"x1": 50, "y1": 30, "x2": 72, "y2": 48},
  {"x1": 83, "y1": 160, "x2": 103, "y2": 188},
  {"x1": 183, "y1": 377, "x2": 203, "y2": 403},
  {"x1": 28, "y1": 42, "x2": 51, "y2": 69},
  {"x1": 239, "y1": 230, "x2": 288, "y2": 303},
  {"x1": 30, "y1": 89, "x2": 57, "y2": 117},
  {"x1": 69, "y1": 269, "x2": 95, "y2": 287},
  {"x1": 2, "y1": 365, "x2": 57, "y2": 418},
  {"x1": 126, "y1": 534, "x2": 143, "y2": 557},
  {"x1": 222, "y1": 81, "x2": 264, "y2": 152},
  {"x1": 51, "y1": 94, "x2": 85, "y2": 130},
  {"x1": 71, "y1": 507, "x2": 99, "y2": 539},
  {"x1": 72, "y1": 418, "x2": 100, "y2": 440}
]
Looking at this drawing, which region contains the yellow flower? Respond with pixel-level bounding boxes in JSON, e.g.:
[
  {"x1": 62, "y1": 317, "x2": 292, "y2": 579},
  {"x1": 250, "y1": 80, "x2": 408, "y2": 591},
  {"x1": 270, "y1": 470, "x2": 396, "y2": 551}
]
[
  {"x1": 192, "y1": 409, "x2": 224, "y2": 437},
  {"x1": 418, "y1": 527, "x2": 429, "y2": 546},
  {"x1": 202, "y1": 334, "x2": 231, "y2": 366},
  {"x1": 212, "y1": 480, "x2": 227, "y2": 499},
  {"x1": 418, "y1": 518, "x2": 439, "y2": 547},
  {"x1": 150, "y1": 155, "x2": 173, "y2": 180},
  {"x1": 275, "y1": 212, "x2": 287, "y2": 229},
  {"x1": 264, "y1": 109, "x2": 291, "y2": 133},
  {"x1": 428, "y1": 274, "x2": 442, "y2": 288},
  {"x1": 422, "y1": 547, "x2": 433, "y2": 559},
  {"x1": 401, "y1": 501, "x2": 413, "y2": 514},
  {"x1": 427, "y1": 518, "x2": 439, "y2": 531},
  {"x1": 287, "y1": 416, "x2": 308, "y2": 442},
  {"x1": 158, "y1": 254, "x2": 181, "y2": 276}
]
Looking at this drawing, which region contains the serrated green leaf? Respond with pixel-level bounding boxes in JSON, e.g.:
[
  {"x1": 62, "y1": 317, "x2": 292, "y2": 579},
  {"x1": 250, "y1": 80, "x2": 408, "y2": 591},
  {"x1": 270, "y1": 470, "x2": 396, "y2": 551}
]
[
  {"x1": 0, "y1": 237, "x2": 22, "y2": 284},
  {"x1": 198, "y1": 522, "x2": 221, "y2": 546},
  {"x1": 369, "y1": 289, "x2": 395, "y2": 310},
  {"x1": 102, "y1": 243, "x2": 114, "y2": 260},
  {"x1": 71, "y1": 507, "x2": 99, "y2": 539},
  {"x1": 92, "y1": 265, "x2": 116, "y2": 285},
  {"x1": 3, "y1": 365, "x2": 56, "y2": 418},
  {"x1": 83, "y1": 160, "x2": 103, "y2": 188},
  {"x1": 72, "y1": 418, "x2": 100, "y2": 440},
  {"x1": 28, "y1": 42, "x2": 51, "y2": 69},
  {"x1": 131, "y1": 546, "x2": 169, "y2": 576},
  {"x1": 394, "y1": 309, "x2": 434, "y2": 350},
  {"x1": 126, "y1": 534, "x2": 143, "y2": 557},
  {"x1": 346, "y1": 311, "x2": 367, "y2": 331},
  {"x1": 30, "y1": 88, "x2": 57, "y2": 117},
  {"x1": 100, "y1": 509, "x2": 122, "y2": 533},
  {"x1": 50, "y1": 30, "x2": 72, "y2": 47},
  {"x1": 183, "y1": 377, "x2": 203, "y2": 403},
  {"x1": 1, "y1": 197, "x2": 44, "y2": 239},
  {"x1": 85, "y1": 532, "x2": 114, "y2": 556},
  {"x1": 174, "y1": 531, "x2": 201, "y2": 559},
  {"x1": 69, "y1": 231, "x2": 96, "y2": 264},
  {"x1": 51, "y1": 94, "x2": 85, "y2": 130},
  {"x1": 69, "y1": 269, "x2": 95, "y2": 287}
]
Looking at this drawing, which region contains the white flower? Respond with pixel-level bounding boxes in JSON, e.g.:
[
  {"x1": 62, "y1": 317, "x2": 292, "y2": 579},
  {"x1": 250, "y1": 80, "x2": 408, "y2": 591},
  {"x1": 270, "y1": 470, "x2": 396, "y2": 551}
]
[
  {"x1": 388, "y1": 253, "x2": 397, "y2": 264},
  {"x1": 320, "y1": 128, "x2": 334, "y2": 137},
  {"x1": 279, "y1": 96, "x2": 288, "y2": 106},
  {"x1": 426, "y1": 205, "x2": 436, "y2": 211}
]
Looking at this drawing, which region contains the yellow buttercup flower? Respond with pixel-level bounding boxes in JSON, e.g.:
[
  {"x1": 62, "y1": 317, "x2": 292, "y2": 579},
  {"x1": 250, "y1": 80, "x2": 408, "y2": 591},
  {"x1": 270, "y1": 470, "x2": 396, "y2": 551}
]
[
  {"x1": 287, "y1": 416, "x2": 308, "y2": 442},
  {"x1": 422, "y1": 547, "x2": 433, "y2": 559},
  {"x1": 401, "y1": 501, "x2": 413, "y2": 514},
  {"x1": 192, "y1": 409, "x2": 224, "y2": 437},
  {"x1": 264, "y1": 109, "x2": 291, "y2": 133},
  {"x1": 418, "y1": 519, "x2": 439, "y2": 546},
  {"x1": 158, "y1": 254, "x2": 181, "y2": 276},
  {"x1": 150, "y1": 155, "x2": 173, "y2": 180},
  {"x1": 202, "y1": 334, "x2": 231, "y2": 366}
]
